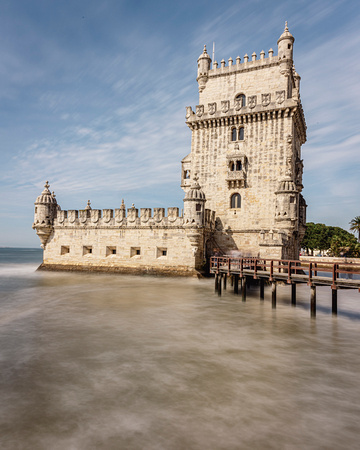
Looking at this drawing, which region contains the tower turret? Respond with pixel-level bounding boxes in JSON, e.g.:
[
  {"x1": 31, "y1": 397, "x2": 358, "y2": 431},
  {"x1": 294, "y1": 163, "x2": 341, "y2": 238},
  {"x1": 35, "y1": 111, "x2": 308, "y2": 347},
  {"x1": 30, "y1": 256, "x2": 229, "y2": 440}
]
[
  {"x1": 32, "y1": 181, "x2": 59, "y2": 248},
  {"x1": 277, "y1": 22, "x2": 294, "y2": 76},
  {"x1": 183, "y1": 175, "x2": 206, "y2": 226},
  {"x1": 197, "y1": 45, "x2": 211, "y2": 93},
  {"x1": 274, "y1": 171, "x2": 298, "y2": 226}
]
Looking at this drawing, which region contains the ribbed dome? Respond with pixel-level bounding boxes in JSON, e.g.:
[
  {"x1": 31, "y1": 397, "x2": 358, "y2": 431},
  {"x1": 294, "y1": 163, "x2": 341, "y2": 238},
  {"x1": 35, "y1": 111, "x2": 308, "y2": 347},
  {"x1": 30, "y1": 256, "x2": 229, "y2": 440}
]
[
  {"x1": 276, "y1": 174, "x2": 297, "y2": 193},
  {"x1": 277, "y1": 21, "x2": 294, "y2": 45},
  {"x1": 35, "y1": 181, "x2": 57, "y2": 204},
  {"x1": 198, "y1": 45, "x2": 211, "y2": 61},
  {"x1": 185, "y1": 176, "x2": 206, "y2": 201}
]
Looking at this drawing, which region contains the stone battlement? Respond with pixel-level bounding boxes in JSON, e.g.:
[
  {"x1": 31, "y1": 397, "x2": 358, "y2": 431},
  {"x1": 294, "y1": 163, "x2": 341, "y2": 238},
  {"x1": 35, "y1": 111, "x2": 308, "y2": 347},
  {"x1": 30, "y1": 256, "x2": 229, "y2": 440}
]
[
  {"x1": 54, "y1": 205, "x2": 216, "y2": 229},
  {"x1": 210, "y1": 50, "x2": 279, "y2": 75}
]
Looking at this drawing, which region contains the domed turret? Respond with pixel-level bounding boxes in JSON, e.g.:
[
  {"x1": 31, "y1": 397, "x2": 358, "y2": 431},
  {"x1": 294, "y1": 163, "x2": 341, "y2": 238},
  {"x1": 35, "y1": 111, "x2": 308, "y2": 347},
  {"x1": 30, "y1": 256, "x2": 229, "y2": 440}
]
[
  {"x1": 183, "y1": 174, "x2": 206, "y2": 226},
  {"x1": 33, "y1": 181, "x2": 59, "y2": 248},
  {"x1": 275, "y1": 172, "x2": 298, "y2": 224},
  {"x1": 197, "y1": 45, "x2": 212, "y2": 93},
  {"x1": 277, "y1": 21, "x2": 294, "y2": 60}
]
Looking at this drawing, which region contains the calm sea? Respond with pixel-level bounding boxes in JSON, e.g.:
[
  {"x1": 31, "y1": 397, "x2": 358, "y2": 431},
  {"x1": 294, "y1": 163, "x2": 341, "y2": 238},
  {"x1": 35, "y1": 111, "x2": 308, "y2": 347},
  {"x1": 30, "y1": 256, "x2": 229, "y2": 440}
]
[{"x1": 1, "y1": 248, "x2": 360, "y2": 449}]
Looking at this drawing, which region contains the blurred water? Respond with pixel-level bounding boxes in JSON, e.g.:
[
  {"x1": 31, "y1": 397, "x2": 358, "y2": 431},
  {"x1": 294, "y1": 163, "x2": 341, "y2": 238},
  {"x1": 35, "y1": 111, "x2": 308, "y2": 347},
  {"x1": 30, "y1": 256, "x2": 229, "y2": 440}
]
[{"x1": 1, "y1": 249, "x2": 360, "y2": 449}]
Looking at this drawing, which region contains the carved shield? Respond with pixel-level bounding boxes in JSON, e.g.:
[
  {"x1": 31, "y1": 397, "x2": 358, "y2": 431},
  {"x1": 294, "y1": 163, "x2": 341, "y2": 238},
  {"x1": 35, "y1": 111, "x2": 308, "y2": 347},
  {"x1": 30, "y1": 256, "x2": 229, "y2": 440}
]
[
  {"x1": 262, "y1": 93, "x2": 271, "y2": 107},
  {"x1": 248, "y1": 96, "x2": 257, "y2": 109},
  {"x1": 221, "y1": 100, "x2": 230, "y2": 113},
  {"x1": 91, "y1": 210, "x2": 101, "y2": 223},
  {"x1": 79, "y1": 210, "x2": 87, "y2": 223},
  {"x1": 140, "y1": 208, "x2": 151, "y2": 224},
  {"x1": 208, "y1": 102, "x2": 216, "y2": 115},
  {"x1": 103, "y1": 209, "x2": 113, "y2": 223},
  {"x1": 234, "y1": 98, "x2": 243, "y2": 111},
  {"x1": 127, "y1": 207, "x2": 138, "y2": 223},
  {"x1": 115, "y1": 209, "x2": 125, "y2": 223},
  {"x1": 167, "y1": 207, "x2": 179, "y2": 222},
  {"x1": 68, "y1": 210, "x2": 77, "y2": 223},
  {"x1": 276, "y1": 90, "x2": 285, "y2": 104},
  {"x1": 196, "y1": 105, "x2": 204, "y2": 117},
  {"x1": 58, "y1": 210, "x2": 66, "y2": 224},
  {"x1": 185, "y1": 106, "x2": 192, "y2": 119},
  {"x1": 153, "y1": 208, "x2": 165, "y2": 223}
]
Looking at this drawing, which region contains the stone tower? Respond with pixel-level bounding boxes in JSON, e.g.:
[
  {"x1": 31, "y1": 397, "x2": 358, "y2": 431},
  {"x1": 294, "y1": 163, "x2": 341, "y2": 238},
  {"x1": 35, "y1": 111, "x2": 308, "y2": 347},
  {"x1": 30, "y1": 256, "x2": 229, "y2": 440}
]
[{"x1": 182, "y1": 23, "x2": 307, "y2": 259}]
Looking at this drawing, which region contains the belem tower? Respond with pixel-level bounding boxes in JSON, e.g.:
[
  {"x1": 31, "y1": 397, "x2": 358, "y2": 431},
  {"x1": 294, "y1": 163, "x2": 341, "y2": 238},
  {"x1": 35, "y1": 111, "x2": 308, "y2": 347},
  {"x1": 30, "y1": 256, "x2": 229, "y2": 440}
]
[{"x1": 33, "y1": 24, "x2": 307, "y2": 276}]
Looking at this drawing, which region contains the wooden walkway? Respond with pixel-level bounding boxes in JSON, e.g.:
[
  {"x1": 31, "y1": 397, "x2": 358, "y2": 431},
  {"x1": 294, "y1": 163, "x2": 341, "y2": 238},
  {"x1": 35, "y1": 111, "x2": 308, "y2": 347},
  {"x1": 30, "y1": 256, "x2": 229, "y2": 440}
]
[{"x1": 210, "y1": 256, "x2": 360, "y2": 317}]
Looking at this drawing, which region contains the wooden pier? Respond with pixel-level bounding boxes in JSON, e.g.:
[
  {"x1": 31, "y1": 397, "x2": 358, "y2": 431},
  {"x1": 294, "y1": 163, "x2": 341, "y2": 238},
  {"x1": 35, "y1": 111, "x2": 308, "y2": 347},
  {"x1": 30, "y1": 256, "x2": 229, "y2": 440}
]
[{"x1": 210, "y1": 257, "x2": 360, "y2": 317}]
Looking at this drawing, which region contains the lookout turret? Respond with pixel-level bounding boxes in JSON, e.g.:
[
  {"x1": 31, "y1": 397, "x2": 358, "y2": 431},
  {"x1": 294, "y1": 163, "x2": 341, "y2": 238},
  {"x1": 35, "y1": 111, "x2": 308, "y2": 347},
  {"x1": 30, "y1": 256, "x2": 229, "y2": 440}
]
[
  {"x1": 183, "y1": 174, "x2": 206, "y2": 226},
  {"x1": 197, "y1": 45, "x2": 211, "y2": 93},
  {"x1": 32, "y1": 181, "x2": 60, "y2": 248},
  {"x1": 277, "y1": 21, "x2": 294, "y2": 76}
]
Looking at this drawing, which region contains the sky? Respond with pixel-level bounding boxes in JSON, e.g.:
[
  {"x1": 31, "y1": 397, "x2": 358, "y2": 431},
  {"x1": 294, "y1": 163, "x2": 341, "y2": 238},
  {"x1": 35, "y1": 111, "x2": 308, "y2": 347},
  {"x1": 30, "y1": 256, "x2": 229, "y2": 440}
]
[{"x1": 0, "y1": 0, "x2": 359, "y2": 247}]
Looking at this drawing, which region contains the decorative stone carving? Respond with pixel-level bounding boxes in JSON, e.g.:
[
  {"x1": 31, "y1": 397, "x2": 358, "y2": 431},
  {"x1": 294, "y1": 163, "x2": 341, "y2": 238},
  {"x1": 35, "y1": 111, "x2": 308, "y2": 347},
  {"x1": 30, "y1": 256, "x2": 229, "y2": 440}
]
[
  {"x1": 185, "y1": 106, "x2": 193, "y2": 119},
  {"x1": 103, "y1": 209, "x2": 113, "y2": 223},
  {"x1": 208, "y1": 102, "x2": 216, "y2": 115},
  {"x1": 276, "y1": 90, "x2": 285, "y2": 104},
  {"x1": 234, "y1": 97, "x2": 243, "y2": 111},
  {"x1": 140, "y1": 208, "x2": 151, "y2": 224},
  {"x1": 262, "y1": 93, "x2": 271, "y2": 106},
  {"x1": 221, "y1": 100, "x2": 230, "y2": 113},
  {"x1": 248, "y1": 96, "x2": 257, "y2": 109},
  {"x1": 58, "y1": 210, "x2": 67, "y2": 224},
  {"x1": 79, "y1": 210, "x2": 88, "y2": 223},
  {"x1": 196, "y1": 105, "x2": 204, "y2": 117},
  {"x1": 127, "y1": 205, "x2": 138, "y2": 223},
  {"x1": 68, "y1": 210, "x2": 77, "y2": 223},
  {"x1": 91, "y1": 210, "x2": 101, "y2": 223},
  {"x1": 168, "y1": 207, "x2": 179, "y2": 222},
  {"x1": 153, "y1": 208, "x2": 165, "y2": 223}
]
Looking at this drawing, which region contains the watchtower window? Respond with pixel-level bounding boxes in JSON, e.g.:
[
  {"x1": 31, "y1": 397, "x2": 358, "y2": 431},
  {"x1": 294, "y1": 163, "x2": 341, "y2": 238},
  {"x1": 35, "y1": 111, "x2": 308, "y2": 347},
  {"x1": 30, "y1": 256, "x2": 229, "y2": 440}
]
[
  {"x1": 231, "y1": 128, "x2": 237, "y2": 141},
  {"x1": 235, "y1": 94, "x2": 246, "y2": 107},
  {"x1": 238, "y1": 127, "x2": 244, "y2": 141},
  {"x1": 236, "y1": 160, "x2": 242, "y2": 171},
  {"x1": 230, "y1": 162, "x2": 235, "y2": 171},
  {"x1": 184, "y1": 169, "x2": 190, "y2": 179},
  {"x1": 230, "y1": 193, "x2": 241, "y2": 209},
  {"x1": 196, "y1": 203, "x2": 201, "y2": 212}
]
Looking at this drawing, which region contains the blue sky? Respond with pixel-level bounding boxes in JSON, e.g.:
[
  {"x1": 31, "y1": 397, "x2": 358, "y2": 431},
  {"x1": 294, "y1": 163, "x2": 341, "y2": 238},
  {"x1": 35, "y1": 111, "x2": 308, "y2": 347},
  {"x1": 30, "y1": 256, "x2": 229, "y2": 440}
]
[{"x1": 1, "y1": 0, "x2": 359, "y2": 247}]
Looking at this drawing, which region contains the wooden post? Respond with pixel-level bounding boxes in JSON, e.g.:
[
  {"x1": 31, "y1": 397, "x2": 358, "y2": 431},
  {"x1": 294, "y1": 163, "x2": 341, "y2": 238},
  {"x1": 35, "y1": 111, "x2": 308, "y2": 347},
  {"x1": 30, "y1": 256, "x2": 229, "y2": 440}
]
[
  {"x1": 218, "y1": 274, "x2": 222, "y2": 296},
  {"x1": 230, "y1": 276, "x2": 234, "y2": 287},
  {"x1": 332, "y1": 288, "x2": 338, "y2": 316},
  {"x1": 291, "y1": 283, "x2": 296, "y2": 306},
  {"x1": 215, "y1": 274, "x2": 219, "y2": 292},
  {"x1": 234, "y1": 274, "x2": 239, "y2": 294},
  {"x1": 223, "y1": 274, "x2": 227, "y2": 290},
  {"x1": 242, "y1": 277, "x2": 247, "y2": 302},
  {"x1": 272, "y1": 282, "x2": 276, "y2": 309},
  {"x1": 259, "y1": 278, "x2": 264, "y2": 300},
  {"x1": 310, "y1": 285, "x2": 316, "y2": 317}
]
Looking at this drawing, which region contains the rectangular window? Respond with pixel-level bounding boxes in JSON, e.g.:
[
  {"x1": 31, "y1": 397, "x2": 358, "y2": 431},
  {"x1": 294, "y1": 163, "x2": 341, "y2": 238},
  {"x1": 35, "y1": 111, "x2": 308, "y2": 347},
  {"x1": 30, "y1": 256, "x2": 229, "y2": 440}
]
[
  {"x1": 61, "y1": 246, "x2": 70, "y2": 255},
  {"x1": 83, "y1": 246, "x2": 93, "y2": 255},
  {"x1": 106, "y1": 246, "x2": 117, "y2": 256},
  {"x1": 130, "y1": 247, "x2": 141, "y2": 257},
  {"x1": 156, "y1": 247, "x2": 167, "y2": 258}
]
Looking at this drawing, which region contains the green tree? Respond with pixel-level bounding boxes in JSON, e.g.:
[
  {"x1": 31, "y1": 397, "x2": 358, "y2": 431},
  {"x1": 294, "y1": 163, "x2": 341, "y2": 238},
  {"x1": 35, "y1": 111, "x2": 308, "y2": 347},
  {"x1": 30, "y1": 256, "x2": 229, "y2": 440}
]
[{"x1": 349, "y1": 216, "x2": 360, "y2": 242}]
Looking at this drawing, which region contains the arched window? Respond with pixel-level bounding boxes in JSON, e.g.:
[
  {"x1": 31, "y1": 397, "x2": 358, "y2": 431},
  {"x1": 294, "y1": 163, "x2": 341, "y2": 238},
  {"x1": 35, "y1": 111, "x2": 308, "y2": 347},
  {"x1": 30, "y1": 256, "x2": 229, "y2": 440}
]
[
  {"x1": 230, "y1": 193, "x2": 241, "y2": 208},
  {"x1": 236, "y1": 160, "x2": 242, "y2": 171},
  {"x1": 235, "y1": 94, "x2": 246, "y2": 107},
  {"x1": 184, "y1": 170, "x2": 190, "y2": 179},
  {"x1": 230, "y1": 161, "x2": 235, "y2": 171},
  {"x1": 238, "y1": 127, "x2": 244, "y2": 141},
  {"x1": 231, "y1": 128, "x2": 237, "y2": 141}
]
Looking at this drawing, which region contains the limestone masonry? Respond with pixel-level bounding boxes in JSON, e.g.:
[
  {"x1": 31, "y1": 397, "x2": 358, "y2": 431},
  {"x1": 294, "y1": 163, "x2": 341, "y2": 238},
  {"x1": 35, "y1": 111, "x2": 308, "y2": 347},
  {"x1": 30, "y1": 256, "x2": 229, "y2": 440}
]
[{"x1": 33, "y1": 23, "x2": 307, "y2": 275}]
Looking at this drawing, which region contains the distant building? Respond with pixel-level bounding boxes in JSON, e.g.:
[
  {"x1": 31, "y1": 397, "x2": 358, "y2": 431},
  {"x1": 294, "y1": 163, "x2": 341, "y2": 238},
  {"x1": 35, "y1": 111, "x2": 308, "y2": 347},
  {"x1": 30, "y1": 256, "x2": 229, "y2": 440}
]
[{"x1": 33, "y1": 23, "x2": 306, "y2": 275}]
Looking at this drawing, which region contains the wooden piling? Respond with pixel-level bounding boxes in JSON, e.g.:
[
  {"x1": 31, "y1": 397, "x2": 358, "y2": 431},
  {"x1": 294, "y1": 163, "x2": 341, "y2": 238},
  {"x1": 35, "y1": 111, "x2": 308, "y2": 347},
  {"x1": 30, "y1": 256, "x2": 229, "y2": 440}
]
[
  {"x1": 272, "y1": 282, "x2": 276, "y2": 309},
  {"x1": 218, "y1": 274, "x2": 222, "y2": 296},
  {"x1": 215, "y1": 274, "x2": 219, "y2": 292},
  {"x1": 234, "y1": 274, "x2": 239, "y2": 294},
  {"x1": 223, "y1": 274, "x2": 227, "y2": 290},
  {"x1": 332, "y1": 288, "x2": 337, "y2": 316},
  {"x1": 310, "y1": 285, "x2": 316, "y2": 317},
  {"x1": 291, "y1": 283, "x2": 296, "y2": 306},
  {"x1": 242, "y1": 277, "x2": 247, "y2": 302},
  {"x1": 259, "y1": 278, "x2": 264, "y2": 300}
]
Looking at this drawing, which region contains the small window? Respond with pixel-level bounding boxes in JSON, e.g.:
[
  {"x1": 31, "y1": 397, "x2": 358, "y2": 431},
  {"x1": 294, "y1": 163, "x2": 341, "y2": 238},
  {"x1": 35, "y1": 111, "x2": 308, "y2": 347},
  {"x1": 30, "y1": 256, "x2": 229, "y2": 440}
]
[
  {"x1": 230, "y1": 162, "x2": 235, "y2": 171},
  {"x1": 184, "y1": 170, "x2": 190, "y2": 179},
  {"x1": 196, "y1": 203, "x2": 201, "y2": 212},
  {"x1": 131, "y1": 247, "x2": 141, "y2": 257},
  {"x1": 236, "y1": 160, "x2": 242, "y2": 171},
  {"x1": 61, "y1": 246, "x2": 70, "y2": 255},
  {"x1": 157, "y1": 247, "x2": 168, "y2": 258},
  {"x1": 288, "y1": 44, "x2": 291, "y2": 50},
  {"x1": 239, "y1": 127, "x2": 244, "y2": 141},
  {"x1": 106, "y1": 246, "x2": 117, "y2": 256},
  {"x1": 235, "y1": 94, "x2": 246, "y2": 107},
  {"x1": 83, "y1": 246, "x2": 92, "y2": 255},
  {"x1": 230, "y1": 193, "x2": 241, "y2": 209},
  {"x1": 231, "y1": 128, "x2": 237, "y2": 141}
]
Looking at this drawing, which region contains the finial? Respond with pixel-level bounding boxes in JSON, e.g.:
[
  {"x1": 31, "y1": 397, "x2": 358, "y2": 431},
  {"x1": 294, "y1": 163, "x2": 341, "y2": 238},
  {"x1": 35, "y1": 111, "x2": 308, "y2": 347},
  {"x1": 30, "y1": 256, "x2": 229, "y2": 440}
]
[
  {"x1": 52, "y1": 191, "x2": 56, "y2": 198},
  {"x1": 285, "y1": 21, "x2": 288, "y2": 31},
  {"x1": 131, "y1": 203, "x2": 135, "y2": 208},
  {"x1": 45, "y1": 181, "x2": 49, "y2": 188},
  {"x1": 203, "y1": 45, "x2": 207, "y2": 53},
  {"x1": 85, "y1": 200, "x2": 91, "y2": 210}
]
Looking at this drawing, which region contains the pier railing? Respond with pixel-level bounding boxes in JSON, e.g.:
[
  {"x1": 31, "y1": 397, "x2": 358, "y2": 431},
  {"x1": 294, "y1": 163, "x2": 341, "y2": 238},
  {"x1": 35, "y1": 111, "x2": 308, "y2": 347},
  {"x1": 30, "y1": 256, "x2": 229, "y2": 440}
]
[{"x1": 210, "y1": 256, "x2": 360, "y2": 317}]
